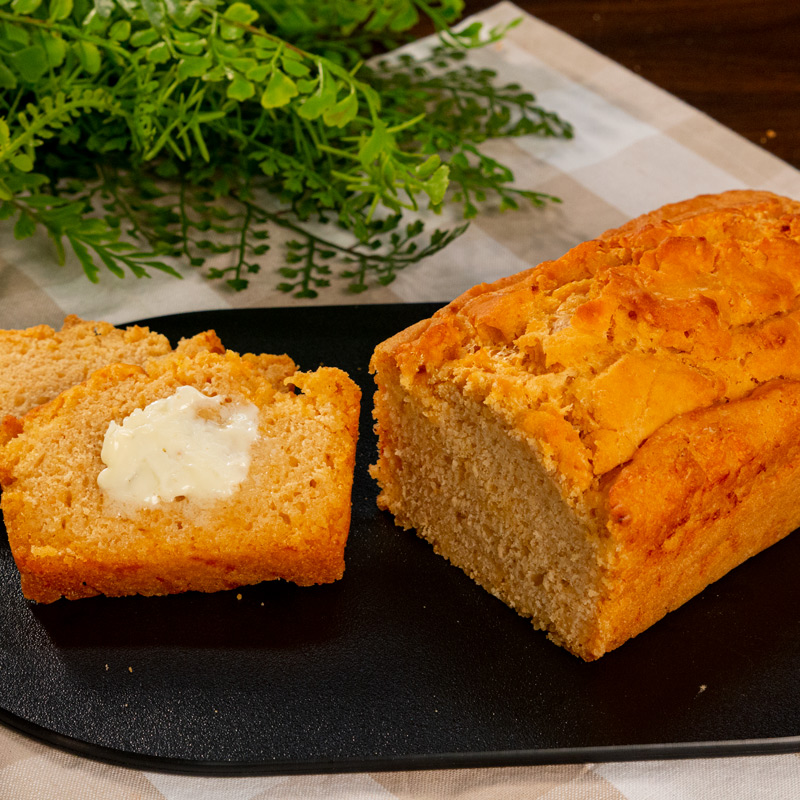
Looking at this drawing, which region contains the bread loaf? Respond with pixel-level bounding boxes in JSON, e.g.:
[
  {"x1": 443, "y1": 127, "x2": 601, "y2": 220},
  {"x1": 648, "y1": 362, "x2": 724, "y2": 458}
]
[
  {"x1": 370, "y1": 189, "x2": 800, "y2": 660},
  {"x1": 0, "y1": 315, "x2": 224, "y2": 419},
  {"x1": 0, "y1": 346, "x2": 361, "y2": 602}
]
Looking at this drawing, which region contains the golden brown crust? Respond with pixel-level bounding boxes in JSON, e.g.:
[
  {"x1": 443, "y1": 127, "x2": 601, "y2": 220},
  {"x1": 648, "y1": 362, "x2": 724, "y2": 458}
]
[
  {"x1": 372, "y1": 190, "x2": 800, "y2": 659},
  {"x1": 586, "y1": 379, "x2": 800, "y2": 658},
  {"x1": 374, "y1": 190, "x2": 800, "y2": 488},
  {"x1": 173, "y1": 329, "x2": 225, "y2": 356},
  {"x1": 599, "y1": 189, "x2": 800, "y2": 239}
]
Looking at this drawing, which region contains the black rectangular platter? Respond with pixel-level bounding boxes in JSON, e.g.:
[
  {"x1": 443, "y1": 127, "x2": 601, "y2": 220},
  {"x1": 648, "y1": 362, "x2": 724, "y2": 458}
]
[{"x1": 0, "y1": 304, "x2": 799, "y2": 775}]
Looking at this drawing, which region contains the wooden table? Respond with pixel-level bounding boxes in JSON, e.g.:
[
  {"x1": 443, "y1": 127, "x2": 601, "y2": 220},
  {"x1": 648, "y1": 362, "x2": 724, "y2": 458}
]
[{"x1": 456, "y1": 0, "x2": 799, "y2": 171}]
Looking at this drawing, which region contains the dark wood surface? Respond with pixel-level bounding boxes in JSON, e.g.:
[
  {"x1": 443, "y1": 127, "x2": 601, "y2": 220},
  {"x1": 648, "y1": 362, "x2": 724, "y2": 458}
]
[{"x1": 457, "y1": 0, "x2": 799, "y2": 171}]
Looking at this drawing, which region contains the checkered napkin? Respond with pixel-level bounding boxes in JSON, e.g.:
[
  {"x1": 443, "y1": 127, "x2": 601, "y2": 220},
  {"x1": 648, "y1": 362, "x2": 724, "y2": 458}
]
[{"x1": 2, "y1": 3, "x2": 800, "y2": 798}]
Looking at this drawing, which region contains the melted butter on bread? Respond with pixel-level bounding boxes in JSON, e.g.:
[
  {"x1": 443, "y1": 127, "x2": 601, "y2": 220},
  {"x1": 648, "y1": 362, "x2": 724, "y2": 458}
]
[{"x1": 98, "y1": 385, "x2": 259, "y2": 509}]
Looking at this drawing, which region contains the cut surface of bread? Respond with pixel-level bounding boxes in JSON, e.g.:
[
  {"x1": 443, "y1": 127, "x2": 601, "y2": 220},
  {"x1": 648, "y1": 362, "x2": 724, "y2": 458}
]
[
  {"x1": 371, "y1": 189, "x2": 800, "y2": 660},
  {"x1": 0, "y1": 315, "x2": 225, "y2": 420},
  {"x1": 0, "y1": 347, "x2": 360, "y2": 603}
]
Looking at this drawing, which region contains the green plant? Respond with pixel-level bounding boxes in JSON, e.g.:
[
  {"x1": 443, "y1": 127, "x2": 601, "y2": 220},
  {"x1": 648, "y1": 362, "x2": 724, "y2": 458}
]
[{"x1": 0, "y1": 0, "x2": 573, "y2": 297}]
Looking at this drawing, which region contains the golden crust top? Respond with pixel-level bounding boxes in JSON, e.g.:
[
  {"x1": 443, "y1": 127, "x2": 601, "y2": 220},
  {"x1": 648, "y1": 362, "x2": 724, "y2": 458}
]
[{"x1": 372, "y1": 191, "x2": 800, "y2": 497}]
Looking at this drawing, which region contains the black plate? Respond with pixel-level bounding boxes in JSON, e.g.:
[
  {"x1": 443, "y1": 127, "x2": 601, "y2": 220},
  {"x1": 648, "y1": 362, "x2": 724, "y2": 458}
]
[{"x1": 1, "y1": 304, "x2": 799, "y2": 775}]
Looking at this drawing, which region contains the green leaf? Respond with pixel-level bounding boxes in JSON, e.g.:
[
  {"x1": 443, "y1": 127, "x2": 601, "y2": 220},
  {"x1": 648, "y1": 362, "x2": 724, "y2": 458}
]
[
  {"x1": 11, "y1": 0, "x2": 42, "y2": 13},
  {"x1": 280, "y1": 56, "x2": 309, "y2": 78},
  {"x1": 252, "y1": 37, "x2": 276, "y2": 56},
  {"x1": 449, "y1": 151, "x2": 469, "y2": 169},
  {"x1": 81, "y1": 7, "x2": 108, "y2": 33},
  {"x1": 140, "y1": 0, "x2": 165, "y2": 28},
  {"x1": 130, "y1": 28, "x2": 160, "y2": 48},
  {"x1": 9, "y1": 45, "x2": 48, "y2": 82},
  {"x1": 68, "y1": 236, "x2": 100, "y2": 282},
  {"x1": 216, "y1": 41, "x2": 240, "y2": 59},
  {"x1": 422, "y1": 164, "x2": 450, "y2": 206},
  {"x1": 146, "y1": 42, "x2": 170, "y2": 63},
  {"x1": 190, "y1": 123, "x2": 209, "y2": 160},
  {"x1": 223, "y1": 2, "x2": 258, "y2": 24},
  {"x1": 245, "y1": 63, "x2": 269, "y2": 82},
  {"x1": 177, "y1": 55, "x2": 211, "y2": 80},
  {"x1": 296, "y1": 67, "x2": 336, "y2": 120},
  {"x1": 23, "y1": 194, "x2": 70, "y2": 209},
  {"x1": 95, "y1": 248, "x2": 125, "y2": 278},
  {"x1": 145, "y1": 259, "x2": 182, "y2": 278},
  {"x1": 48, "y1": 0, "x2": 72, "y2": 20},
  {"x1": 227, "y1": 75, "x2": 254, "y2": 101},
  {"x1": 323, "y1": 90, "x2": 358, "y2": 128},
  {"x1": 40, "y1": 32, "x2": 67, "y2": 66},
  {"x1": 58, "y1": 125, "x2": 80, "y2": 145},
  {"x1": 3, "y1": 20, "x2": 30, "y2": 46},
  {"x1": 13, "y1": 212, "x2": 35, "y2": 240},
  {"x1": 0, "y1": 63, "x2": 16, "y2": 89},
  {"x1": 203, "y1": 64, "x2": 226, "y2": 81},
  {"x1": 8, "y1": 172, "x2": 47, "y2": 191},
  {"x1": 415, "y1": 154, "x2": 441, "y2": 180},
  {"x1": 219, "y1": 24, "x2": 239, "y2": 41},
  {"x1": 359, "y1": 120, "x2": 390, "y2": 166},
  {"x1": 230, "y1": 57, "x2": 256, "y2": 73},
  {"x1": 108, "y1": 20, "x2": 131, "y2": 41},
  {"x1": 75, "y1": 40, "x2": 101, "y2": 74},
  {"x1": 260, "y1": 70, "x2": 297, "y2": 109},
  {"x1": 219, "y1": 13, "x2": 250, "y2": 41},
  {"x1": 173, "y1": 29, "x2": 202, "y2": 43},
  {"x1": 169, "y1": 0, "x2": 203, "y2": 27},
  {"x1": 174, "y1": 39, "x2": 205, "y2": 55},
  {"x1": 0, "y1": 119, "x2": 9, "y2": 147},
  {"x1": 11, "y1": 153, "x2": 34, "y2": 171},
  {"x1": 388, "y1": 4, "x2": 418, "y2": 31},
  {"x1": 196, "y1": 110, "x2": 226, "y2": 123}
]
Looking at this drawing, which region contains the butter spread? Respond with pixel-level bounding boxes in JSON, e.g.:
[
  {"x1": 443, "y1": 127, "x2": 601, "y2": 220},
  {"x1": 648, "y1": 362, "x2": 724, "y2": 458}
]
[{"x1": 97, "y1": 386, "x2": 259, "y2": 507}]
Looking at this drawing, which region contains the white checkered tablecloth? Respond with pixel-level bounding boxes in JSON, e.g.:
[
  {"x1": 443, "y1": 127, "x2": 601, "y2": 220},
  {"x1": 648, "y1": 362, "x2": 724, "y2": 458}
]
[{"x1": 2, "y1": 4, "x2": 800, "y2": 798}]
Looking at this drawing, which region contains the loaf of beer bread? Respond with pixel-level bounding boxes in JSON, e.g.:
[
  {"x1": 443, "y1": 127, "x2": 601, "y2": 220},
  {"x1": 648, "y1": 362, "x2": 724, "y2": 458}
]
[{"x1": 371, "y1": 189, "x2": 800, "y2": 660}]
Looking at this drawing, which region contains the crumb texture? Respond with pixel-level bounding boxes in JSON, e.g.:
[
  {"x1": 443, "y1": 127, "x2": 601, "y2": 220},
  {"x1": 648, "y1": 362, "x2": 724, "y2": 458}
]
[
  {"x1": 0, "y1": 315, "x2": 226, "y2": 420},
  {"x1": 371, "y1": 190, "x2": 800, "y2": 660}
]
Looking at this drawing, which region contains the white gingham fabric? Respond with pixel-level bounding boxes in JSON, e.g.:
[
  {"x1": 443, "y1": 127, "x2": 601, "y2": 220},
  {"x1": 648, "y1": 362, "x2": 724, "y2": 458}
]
[{"x1": 2, "y1": 4, "x2": 800, "y2": 798}]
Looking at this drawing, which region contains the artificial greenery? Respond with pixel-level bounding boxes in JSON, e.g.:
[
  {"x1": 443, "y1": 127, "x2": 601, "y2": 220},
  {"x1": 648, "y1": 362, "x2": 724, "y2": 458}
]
[{"x1": 0, "y1": 0, "x2": 573, "y2": 297}]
